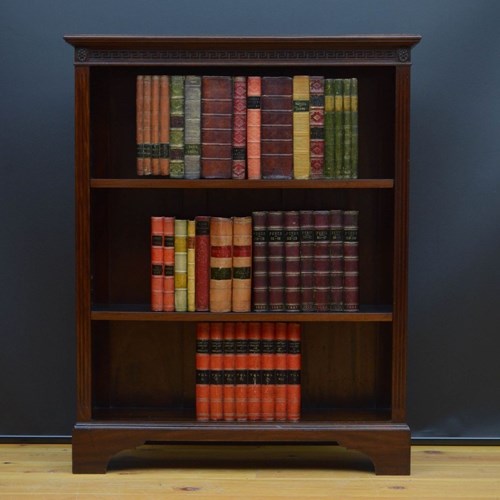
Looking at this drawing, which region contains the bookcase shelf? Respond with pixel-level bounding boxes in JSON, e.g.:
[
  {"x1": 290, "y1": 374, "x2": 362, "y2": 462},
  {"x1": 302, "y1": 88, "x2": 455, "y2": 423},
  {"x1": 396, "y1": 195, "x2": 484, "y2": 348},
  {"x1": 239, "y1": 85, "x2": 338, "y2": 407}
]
[{"x1": 66, "y1": 34, "x2": 420, "y2": 476}]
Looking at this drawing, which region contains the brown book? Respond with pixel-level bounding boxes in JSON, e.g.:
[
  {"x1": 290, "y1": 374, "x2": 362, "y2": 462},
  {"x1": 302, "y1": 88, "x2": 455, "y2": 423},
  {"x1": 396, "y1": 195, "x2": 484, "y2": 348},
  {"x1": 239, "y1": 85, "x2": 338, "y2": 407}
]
[
  {"x1": 267, "y1": 211, "x2": 285, "y2": 311},
  {"x1": 223, "y1": 322, "x2": 236, "y2": 421},
  {"x1": 343, "y1": 210, "x2": 359, "y2": 311},
  {"x1": 284, "y1": 211, "x2": 300, "y2": 312},
  {"x1": 261, "y1": 77, "x2": 293, "y2": 179},
  {"x1": 142, "y1": 75, "x2": 152, "y2": 175},
  {"x1": 150, "y1": 216, "x2": 163, "y2": 311},
  {"x1": 201, "y1": 76, "x2": 233, "y2": 178},
  {"x1": 330, "y1": 210, "x2": 344, "y2": 312},
  {"x1": 209, "y1": 323, "x2": 224, "y2": 421},
  {"x1": 151, "y1": 75, "x2": 160, "y2": 175},
  {"x1": 299, "y1": 210, "x2": 314, "y2": 312},
  {"x1": 159, "y1": 76, "x2": 170, "y2": 176},
  {"x1": 195, "y1": 216, "x2": 210, "y2": 312},
  {"x1": 247, "y1": 322, "x2": 262, "y2": 421},
  {"x1": 232, "y1": 76, "x2": 247, "y2": 179},
  {"x1": 209, "y1": 217, "x2": 233, "y2": 312},
  {"x1": 247, "y1": 76, "x2": 262, "y2": 179},
  {"x1": 232, "y1": 216, "x2": 252, "y2": 312},
  {"x1": 235, "y1": 322, "x2": 248, "y2": 421},
  {"x1": 136, "y1": 75, "x2": 145, "y2": 176},
  {"x1": 313, "y1": 210, "x2": 331, "y2": 312},
  {"x1": 252, "y1": 211, "x2": 268, "y2": 312},
  {"x1": 195, "y1": 323, "x2": 210, "y2": 421}
]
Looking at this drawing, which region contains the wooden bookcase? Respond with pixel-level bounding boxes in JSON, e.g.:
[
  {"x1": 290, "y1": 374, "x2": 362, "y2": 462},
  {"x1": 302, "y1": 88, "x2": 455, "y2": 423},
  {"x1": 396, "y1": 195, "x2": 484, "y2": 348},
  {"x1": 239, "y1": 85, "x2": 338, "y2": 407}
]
[{"x1": 64, "y1": 35, "x2": 420, "y2": 475}]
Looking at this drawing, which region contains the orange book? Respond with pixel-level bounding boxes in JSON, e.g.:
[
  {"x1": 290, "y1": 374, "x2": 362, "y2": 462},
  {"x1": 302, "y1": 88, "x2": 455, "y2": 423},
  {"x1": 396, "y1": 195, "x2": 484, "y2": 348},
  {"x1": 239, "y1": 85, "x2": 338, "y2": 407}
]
[
  {"x1": 151, "y1": 75, "x2": 160, "y2": 175},
  {"x1": 162, "y1": 217, "x2": 175, "y2": 312},
  {"x1": 247, "y1": 322, "x2": 262, "y2": 421},
  {"x1": 150, "y1": 216, "x2": 163, "y2": 311},
  {"x1": 247, "y1": 76, "x2": 262, "y2": 179},
  {"x1": 196, "y1": 323, "x2": 210, "y2": 421},
  {"x1": 136, "y1": 75, "x2": 144, "y2": 176},
  {"x1": 235, "y1": 322, "x2": 248, "y2": 421},
  {"x1": 287, "y1": 323, "x2": 301, "y2": 422},
  {"x1": 274, "y1": 322, "x2": 288, "y2": 421},
  {"x1": 142, "y1": 75, "x2": 152, "y2": 175},
  {"x1": 232, "y1": 216, "x2": 252, "y2": 312},
  {"x1": 209, "y1": 217, "x2": 233, "y2": 312},
  {"x1": 223, "y1": 322, "x2": 236, "y2": 421},
  {"x1": 159, "y1": 75, "x2": 170, "y2": 176},
  {"x1": 261, "y1": 322, "x2": 275, "y2": 421},
  {"x1": 209, "y1": 323, "x2": 224, "y2": 421}
]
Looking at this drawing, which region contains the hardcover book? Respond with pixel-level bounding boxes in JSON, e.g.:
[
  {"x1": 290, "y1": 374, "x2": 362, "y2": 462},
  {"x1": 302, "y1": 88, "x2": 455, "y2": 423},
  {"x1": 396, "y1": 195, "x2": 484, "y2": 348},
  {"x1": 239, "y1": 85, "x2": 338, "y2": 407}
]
[
  {"x1": 187, "y1": 220, "x2": 196, "y2": 312},
  {"x1": 299, "y1": 210, "x2": 314, "y2": 312},
  {"x1": 247, "y1": 322, "x2": 262, "y2": 421},
  {"x1": 170, "y1": 75, "x2": 185, "y2": 178},
  {"x1": 334, "y1": 79, "x2": 343, "y2": 179},
  {"x1": 252, "y1": 211, "x2": 268, "y2": 312},
  {"x1": 343, "y1": 210, "x2": 359, "y2": 311},
  {"x1": 261, "y1": 322, "x2": 276, "y2": 421},
  {"x1": 287, "y1": 323, "x2": 301, "y2": 422},
  {"x1": 136, "y1": 75, "x2": 145, "y2": 176},
  {"x1": 313, "y1": 210, "x2": 331, "y2": 312},
  {"x1": 342, "y1": 78, "x2": 352, "y2": 178},
  {"x1": 323, "y1": 79, "x2": 334, "y2": 178},
  {"x1": 195, "y1": 216, "x2": 210, "y2": 312},
  {"x1": 162, "y1": 216, "x2": 175, "y2": 312},
  {"x1": 235, "y1": 322, "x2": 248, "y2": 421},
  {"x1": 184, "y1": 75, "x2": 202, "y2": 179},
  {"x1": 284, "y1": 211, "x2": 301, "y2": 312},
  {"x1": 159, "y1": 75, "x2": 170, "y2": 176},
  {"x1": 351, "y1": 78, "x2": 359, "y2": 179},
  {"x1": 267, "y1": 211, "x2": 285, "y2": 311},
  {"x1": 223, "y1": 322, "x2": 236, "y2": 421},
  {"x1": 232, "y1": 76, "x2": 247, "y2": 179},
  {"x1": 174, "y1": 218, "x2": 188, "y2": 311},
  {"x1": 150, "y1": 216, "x2": 164, "y2": 311},
  {"x1": 195, "y1": 323, "x2": 210, "y2": 421},
  {"x1": 232, "y1": 216, "x2": 252, "y2": 312},
  {"x1": 292, "y1": 75, "x2": 310, "y2": 179},
  {"x1": 274, "y1": 322, "x2": 288, "y2": 421},
  {"x1": 246, "y1": 76, "x2": 262, "y2": 179},
  {"x1": 209, "y1": 323, "x2": 224, "y2": 421},
  {"x1": 151, "y1": 75, "x2": 160, "y2": 175},
  {"x1": 330, "y1": 210, "x2": 344, "y2": 312},
  {"x1": 309, "y1": 76, "x2": 325, "y2": 179},
  {"x1": 209, "y1": 217, "x2": 233, "y2": 312},
  {"x1": 142, "y1": 75, "x2": 152, "y2": 175}
]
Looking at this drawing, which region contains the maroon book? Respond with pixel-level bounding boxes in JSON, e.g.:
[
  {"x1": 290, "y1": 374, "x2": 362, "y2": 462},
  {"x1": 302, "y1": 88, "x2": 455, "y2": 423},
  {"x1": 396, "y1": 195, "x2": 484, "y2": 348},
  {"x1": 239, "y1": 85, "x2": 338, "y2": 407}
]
[
  {"x1": 195, "y1": 216, "x2": 210, "y2": 311},
  {"x1": 284, "y1": 211, "x2": 300, "y2": 311},
  {"x1": 313, "y1": 210, "x2": 331, "y2": 312},
  {"x1": 267, "y1": 211, "x2": 285, "y2": 311},
  {"x1": 201, "y1": 76, "x2": 233, "y2": 178},
  {"x1": 261, "y1": 77, "x2": 293, "y2": 179},
  {"x1": 232, "y1": 76, "x2": 247, "y2": 179},
  {"x1": 343, "y1": 210, "x2": 359, "y2": 311},
  {"x1": 309, "y1": 76, "x2": 325, "y2": 179},
  {"x1": 252, "y1": 211, "x2": 268, "y2": 312},
  {"x1": 329, "y1": 210, "x2": 344, "y2": 312},
  {"x1": 299, "y1": 210, "x2": 315, "y2": 312}
]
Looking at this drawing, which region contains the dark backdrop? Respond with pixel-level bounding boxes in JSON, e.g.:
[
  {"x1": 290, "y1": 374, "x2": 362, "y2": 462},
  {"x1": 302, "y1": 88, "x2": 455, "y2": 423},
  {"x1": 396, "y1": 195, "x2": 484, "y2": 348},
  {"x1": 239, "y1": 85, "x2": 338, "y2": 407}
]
[{"x1": 1, "y1": 0, "x2": 499, "y2": 440}]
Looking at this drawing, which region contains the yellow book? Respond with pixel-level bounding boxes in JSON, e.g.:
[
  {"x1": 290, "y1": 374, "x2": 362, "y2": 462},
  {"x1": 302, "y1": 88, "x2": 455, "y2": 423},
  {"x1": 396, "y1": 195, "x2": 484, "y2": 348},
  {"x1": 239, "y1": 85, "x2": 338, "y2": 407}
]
[
  {"x1": 187, "y1": 220, "x2": 196, "y2": 312},
  {"x1": 293, "y1": 75, "x2": 310, "y2": 179},
  {"x1": 174, "y1": 219, "x2": 187, "y2": 312}
]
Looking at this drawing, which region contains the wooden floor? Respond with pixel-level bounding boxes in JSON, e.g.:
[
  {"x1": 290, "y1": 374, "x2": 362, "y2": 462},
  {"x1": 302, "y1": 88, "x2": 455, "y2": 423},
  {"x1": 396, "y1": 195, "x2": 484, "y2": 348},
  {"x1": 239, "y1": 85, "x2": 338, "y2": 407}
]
[{"x1": 0, "y1": 444, "x2": 499, "y2": 499}]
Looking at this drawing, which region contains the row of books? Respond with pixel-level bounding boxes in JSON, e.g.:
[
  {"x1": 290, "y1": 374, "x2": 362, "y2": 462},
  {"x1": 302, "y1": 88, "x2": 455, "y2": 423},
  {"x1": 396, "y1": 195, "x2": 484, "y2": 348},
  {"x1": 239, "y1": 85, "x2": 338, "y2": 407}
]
[
  {"x1": 196, "y1": 322, "x2": 301, "y2": 422},
  {"x1": 151, "y1": 209, "x2": 359, "y2": 313},
  {"x1": 136, "y1": 75, "x2": 358, "y2": 180}
]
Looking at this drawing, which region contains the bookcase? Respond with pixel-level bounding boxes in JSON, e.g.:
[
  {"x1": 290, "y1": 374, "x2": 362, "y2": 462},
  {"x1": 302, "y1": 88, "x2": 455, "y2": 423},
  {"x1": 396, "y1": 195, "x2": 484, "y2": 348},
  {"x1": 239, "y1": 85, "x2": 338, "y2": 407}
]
[{"x1": 65, "y1": 35, "x2": 420, "y2": 475}]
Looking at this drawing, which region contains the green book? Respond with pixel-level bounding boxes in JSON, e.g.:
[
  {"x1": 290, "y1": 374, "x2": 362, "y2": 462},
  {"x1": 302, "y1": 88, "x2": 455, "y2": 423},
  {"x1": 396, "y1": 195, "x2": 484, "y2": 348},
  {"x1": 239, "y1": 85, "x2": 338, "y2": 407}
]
[
  {"x1": 351, "y1": 78, "x2": 358, "y2": 179},
  {"x1": 342, "y1": 78, "x2": 352, "y2": 178},
  {"x1": 333, "y1": 79, "x2": 343, "y2": 179},
  {"x1": 323, "y1": 79, "x2": 335, "y2": 178},
  {"x1": 170, "y1": 75, "x2": 185, "y2": 178}
]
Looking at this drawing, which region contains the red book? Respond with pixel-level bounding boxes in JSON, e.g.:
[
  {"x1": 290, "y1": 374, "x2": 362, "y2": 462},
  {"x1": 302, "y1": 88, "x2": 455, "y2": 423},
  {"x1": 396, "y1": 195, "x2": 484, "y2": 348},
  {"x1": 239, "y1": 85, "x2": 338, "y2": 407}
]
[
  {"x1": 159, "y1": 75, "x2": 170, "y2": 176},
  {"x1": 136, "y1": 75, "x2": 145, "y2": 176},
  {"x1": 274, "y1": 323, "x2": 288, "y2": 421},
  {"x1": 287, "y1": 323, "x2": 301, "y2": 422},
  {"x1": 223, "y1": 323, "x2": 236, "y2": 421},
  {"x1": 195, "y1": 216, "x2": 210, "y2": 311},
  {"x1": 195, "y1": 323, "x2": 210, "y2": 421},
  {"x1": 232, "y1": 76, "x2": 247, "y2": 179},
  {"x1": 343, "y1": 210, "x2": 359, "y2": 311},
  {"x1": 247, "y1": 322, "x2": 262, "y2": 421},
  {"x1": 150, "y1": 216, "x2": 163, "y2": 311},
  {"x1": 330, "y1": 210, "x2": 344, "y2": 312},
  {"x1": 261, "y1": 77, "x2": 293, "y2": 179},
  {"x1": 235, "y1": 322, "x2": 248, "y2": 421},
  {"x1": 299, "y1": 210, "x2": 314, "y2": 312},
  {"x1": 261, "y1": 322, "x2": 275, "y2": 421},
  {"x1": 313, "y1": 210, "x2": 331, "y2": 312},
  {"x1": 247, "y1": 76, "x2": 261, "y2": 179},
  {"x1": 151, "y1": 75, "x2": 160, "y2": 175},
  {"x1": 162, "y1": 217, "x2": 175, "y2": 312},
  {"x1": 284, "y1": 211, "x2": 300, "y2": 312},
  {"x1": 142, "y1": 75, "x2": 152, "y2": 176},
  {"x1": 201, "y1": 76, "x2": 233, "y2": 178},
  {"x1": 252, "y1": 211, "x2": 268, "y2": 312},
  {"x1": 309, "y1": 76, "x2": 325, "y2": 179},
  {"x1": 267, "y1": 211, "x2": 285, "y2": 311},
  {"x1": 209, "y1": 323, "x2": 224, "y2": 421}
]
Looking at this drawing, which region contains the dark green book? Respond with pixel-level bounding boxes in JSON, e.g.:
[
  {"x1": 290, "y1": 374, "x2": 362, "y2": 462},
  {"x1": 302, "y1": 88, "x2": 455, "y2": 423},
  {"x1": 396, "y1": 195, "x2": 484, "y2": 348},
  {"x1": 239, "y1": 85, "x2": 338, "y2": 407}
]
[
  {"x1": 323, "y1": 79, "x2": 335, "y2": 178},
  {"x1": 342, "y1": 78, "x2": 352, "y2": 178},
  {"x1": 170, "y1": 75, "x2": 185, "y2": 178},
  {"x1": 351, "y1": 78, "x2": 358, "y2": 179}
]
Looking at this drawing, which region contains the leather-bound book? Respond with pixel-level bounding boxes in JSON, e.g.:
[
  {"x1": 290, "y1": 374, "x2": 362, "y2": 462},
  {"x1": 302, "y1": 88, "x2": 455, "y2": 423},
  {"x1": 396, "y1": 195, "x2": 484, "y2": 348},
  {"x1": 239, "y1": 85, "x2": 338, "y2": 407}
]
[
  {"x1": 136, "y1": 75, "x2": 145, "y2": 176},
  {"x1": 261, "y1": 77, "x2": 293, "y2": 179},
  {"x1": 309, "y1": 76, "x2": 325, "y2": 179},
  {"x1": 274, "y1": 322, "x2": 288, "y2": 421},
  {"x1": 329, "y1": 210, "x2": 344, "y2": 312},
  {"x1": 323, "y1": 79, "x2": 334, "y2": 178},
  {"x1": 187, "y1": 220, "x2": 196, "y2": 312},
  {"x1": 267, "y1": 211, "x2": 285, "y2": 311},
  {"x1": 313, "y1": 211, "x2": 331, "y2": 312},
  {"x1": 235, "y1": 322, "x2": 248, "y2": 421},
  {"x1": 170, "y1": 75, "x2": 185, "y2": 178},
  {"x1": 174, "y1": 219, "x2": 188, "y2": 312},
  {"x1": 232, "y1": 77, "x2": 247, "y2": 179},
  {"x1": 151, "y1": 75, "x2": 160, "y2": 175},
  {"x1": 342, "y1": 78, "x2": 352, "y2": 178},
  {"x1": 196, "y1": 322, "x2": 210, "y2": 421},
  {"x1": 334, "y1": 79, "x2": 344, "y2": 179},
  {"x1": 247, "y1": 322, "x2": 262, "y2": 421},
  {"x1": 252, "y1": 211, "x2": 268, "y2": 312},
  {"x1": 261, "y1": 322, "x2": 275, "y2": 421},
  {"x1": 184, "y1": 75, "x2": 202, "y2": 179},
  {"x1": 150, "y1": 216, "x2": 164, "y2": 311},
  {"x1": 293, "y1": 75, "x2": 310, "y2": 179},
  {"x1": 223, "y1": 322, "x2": 236, "y2": 421},
  {"x1": 232, "y1": 216, "x2": 252, "y2": 312},
  {"x1": 284, "y1": 211, "x2": 300, "y2": 312},
  {"x1": 246, "y1": 76, "x2": 261, "y2": 179},
  {"x1": 299, "y1": 210, "x2": 314, "y2": 312},
  {"x1": 287, "y1": 323, "x2": 301, "y2": 422},
  {"x1": 209, "y1": 323, "x2": 224, "y2": 421},
  {"x1": 159, "y1": 76, "x2": 170, "y2": 176},
  {"x1": 343, "y1": 210, "x2": 359, "y2": 311},
  {"x1": 142, "y1": 75, "x2": 152, "y2": 175},
  {"x1": 351, "y1": 78, "x2": 359, "y2": 179},
  {"x1": 201, "y1": 76, "x2": 233, "y2": 178},
  {"x1": 210, "y1": 217, "x2": 233, "y2": 312},
  {"x1": 162, "y1": 217, "x2": 175, "y2": 312},
  {"x1": 195, "y1": 216, "x2": 210, "y2": 312}
]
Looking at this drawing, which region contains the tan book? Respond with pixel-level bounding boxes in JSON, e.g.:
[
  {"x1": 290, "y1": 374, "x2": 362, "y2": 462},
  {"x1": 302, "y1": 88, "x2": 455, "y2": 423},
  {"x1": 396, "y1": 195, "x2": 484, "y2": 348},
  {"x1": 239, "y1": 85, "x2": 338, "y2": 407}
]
[
  {"x1": 293, "y1": 75, "x2": 310, "y2": 179},
  {"x1": 210, "y1": 217, "x2": 233, "y2": 312},
  {"x1": 232, "y1": 216, "x2": 252, "y2": 312}
]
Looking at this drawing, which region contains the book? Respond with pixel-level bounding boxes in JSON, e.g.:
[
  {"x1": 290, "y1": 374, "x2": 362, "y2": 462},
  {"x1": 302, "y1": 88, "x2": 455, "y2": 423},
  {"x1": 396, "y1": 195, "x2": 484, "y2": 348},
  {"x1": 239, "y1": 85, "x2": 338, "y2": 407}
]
[
  {"x1": 342, "y1": 78, "x2": 352, "y2": 178},
  {"x1": 162, "y1": 217, "x2": 175, "y2": 312},
  {"x1": 252, "y1": 211, "x2": 268, "y2": 312},
  {"x1": 313, "y1": 210, "x2": 331, "y2": 312},
  {"x1": 343, "y1": 210, "x2": 359, "y2": 311},
  {"x1": 235, "y1": 322, "x2": 248, "y2": 421},
  {"x1": 293, "y1": 75, "x2": 310, "y2": 179},
  {"x1": 261, "y1": 77, "x2": 293, "y2": 179},
  {"x1": 184, "y1": 75, "x2": 202, "y2": 179},
  {"x1": 209, "y1": 323, "x2": 224, "y2": 421},
  {"x1": 151, "y1": 75, "x2": 160, "y2": 175},
  {"x1": 334, "y1": 79, "x2": 343, "y2": 179},
  {"x1": 150, "y1": 216, "x2": 164, "y2": 311},
  {"x1": 247, "y1": 322, "x2": 262, "y2": 421},
  {"x1": 174, "y1": 218, "x2": 188, "y2": 311},
  {"x1": 323, "y1": 79, "x2": 334, "y2": 178},
  {"x1": 267, "y1": 211, "x2": 285, "y2": 311},
  {"x1": 159, "y1": 75, "x2": 170, "y2": 176},
  {"x1": 287, "y1": 323, "x2": 301, "y2": 422},
  {"x1": 232, "y1": 76, "x2": 247, "y2": 179},
  {"x1": 246, "y1": 76, "x2": 262, "y2": 179},
  {"x1": 284, "y1": 211, "x2": 301, "y2": 312},
  {"x1": 195, "y1": 323, "x2": 210, "y2": 421},
  {"x1": 351, "y1": 78, "x2": 358, "y2": 179},
  {"x1": 136, "y1": 75, "x2": 145, "y2": 176},
  {"x1": 142, "y1": 75, "x2": 152, "y2": 175},
  {"x1": 330, "y1": 210, "x2": 344, "y2": 312},
  {"x1": 274, "y1": 322, "x2": 288, "y2": 421},
  {"x1": 232, "y1": 216, "x2": 252, "y2": 312},
  {"x1": 261, "y1": 322, "x2": 275, "y2": 421},
  {"x1": 201, "y1": 76, "x2": 233, "y2": 178},
  {"x1": 194, "y1": 216, "x2": 210, "y2": 312},
  {"x1": 299, "y1": 210, "x2": 314, "y2": 312},
  {"x1": 209, "y1": 217, "x2": 233, "y2": 312},
  {"x1": 187, "y1": 220, "x2": 196, "y2": 312},
  {"x1": 222, "y1": 322, "x2": 236, "y2": 421},
  {"x1": 309, "y1": 76, "x2": 325, "y2": 179},
  {"x1": 170, "y1": 75, "x2": 185, "y2": 178}
]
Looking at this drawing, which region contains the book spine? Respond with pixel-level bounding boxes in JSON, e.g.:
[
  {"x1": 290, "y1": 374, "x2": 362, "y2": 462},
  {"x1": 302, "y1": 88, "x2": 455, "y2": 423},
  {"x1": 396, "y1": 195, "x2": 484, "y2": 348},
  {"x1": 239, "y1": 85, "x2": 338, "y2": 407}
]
[
  {"x1": 196, "y1": 322, "x2": 210, "y2": 421},
  {"x1": 235, "y1": 322, "x2": 248, "y2": 421},
  {"x1": 293, "y1": 75, "x2": 310, "y2": 179},
  {"x1": 247, "y1": 322, "x2": 262, "y2": 421},
  {"x1": 209, "y1": 217, "x2": 233, "y2": 312},
  {"x1": 287, "y1": 323, "x2": 301, "y2": 422},
  {"x1": 329, "y1": 210, "x2": 344, "y2": 312},
  {"x1": 195, "y1": 216, "x2": 210, "y2": 312},
  {"x1": 170, "y1": 75, "x2": 185, "y2": 178},
  {"x1": 313, "y1": 210, "x2": 331, "y2": 312},
  {"x1": 136, "y1": 75, "x2": 145, "y2": 176},
  {"x1": 151, "y1": 216, "x2": 164, "y2": 311},
  {"x1": 142, "y1": 75, "x2": 152, "y2": 175},
  {"x1": 267, "y1": 211, "x2": 285, "y2": 312},
  {"x1": 342, "y1": 78, "x2": 352, "y2": 178},
  {"x1": 334, "y1": 79, "x2": 343, "y2": 179},
  {"x1": 323, "y1": 79, "x2": 334, "y2": 178},
  {"x1": 261, "y1": 76, "x2": 293, "y2": 179},
  {"x1": 162, "y1": 216, "x2": 175, "y2": 312},
  {"x1": 209, "y1": 323, "x2": 224, "y2": 421},
  {"x1": 274, "y1": 322, "x2": 288, "y2": 421},
  {"x1": 159, "y1": 75, "x2": 170, "y2": 176},
  {"x1": 201, "y1": 76, "x2": 233, "y2": 178},
  {"x1": 252, "y1": 211, "x2": 268, "y2": 312},
  {"x1": 232, "y1": 76, "x2": 247, "y2": 179},
  {"x1": 284, "y1": 211, "x2": 301, "y2": 312},
  {"x1": 223, "y1": 322, "x2": 236, "y2": 421},
  {"x1": 232, "y1": 216, "x2": 252, "y2": 312},
  {"x1": 184, "y1": 75, "x2": 202, "y2": 179},
  {"x1": 151, "y1": 75, "x2": 160, "y2": 175},
  {"x1": 187, "y1": 220, "x2": 196, "y2": 312},
  {"x1": 261, "y1": 322, "x2": 275, "y2": 421},
  {"x1": 309, "y1": 76, "x2": 325, "y2": 179},
  {"x1": 343, "y1": 210, "x2": 359, "y2": 311},
  {"x1": 174, "y1": 219, "x2": 188, "y2": 312},
  {"x1": 299, "y1": 210, "x2": 315, "y2": 312},
  {"x1": 351, "y1": 78, "x2": 358, "y2": 179},
  {"x1": 247, "y1": 76, "x2": 262, "y2": 179}
]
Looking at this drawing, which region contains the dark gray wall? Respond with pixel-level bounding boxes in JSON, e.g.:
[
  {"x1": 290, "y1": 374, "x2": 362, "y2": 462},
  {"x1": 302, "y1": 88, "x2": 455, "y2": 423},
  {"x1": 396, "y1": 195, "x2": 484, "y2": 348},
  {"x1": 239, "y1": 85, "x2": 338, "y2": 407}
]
[{"x1": 1, "y1": 0, "x2": 499, "y2": 439}]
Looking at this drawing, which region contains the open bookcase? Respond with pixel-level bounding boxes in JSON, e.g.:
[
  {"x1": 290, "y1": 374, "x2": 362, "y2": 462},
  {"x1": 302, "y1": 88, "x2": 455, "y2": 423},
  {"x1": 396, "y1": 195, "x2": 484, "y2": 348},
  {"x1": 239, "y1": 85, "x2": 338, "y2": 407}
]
[{"x1": 65, "y1": 35, "x2": 420, "y2": 474}]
